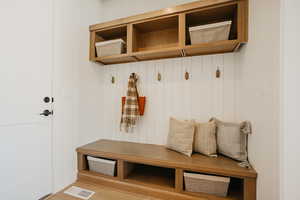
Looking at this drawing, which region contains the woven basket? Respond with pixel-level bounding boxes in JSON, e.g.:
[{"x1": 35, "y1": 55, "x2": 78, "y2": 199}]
[
  {"x1": 184, "y1": 172, "x2": 230, "y2": 197},
  {"x1": 87, "y1": 156, "x2": 116, "y2": 176}
]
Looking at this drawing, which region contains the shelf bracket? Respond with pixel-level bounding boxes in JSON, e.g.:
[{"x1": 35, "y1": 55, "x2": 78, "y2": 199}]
[
  {"x1": 180, "y1": 49, "x2": 186, "y2": 57},
  {"x1": 132, "y1": 56, "x2": 139, "y2": 61}
]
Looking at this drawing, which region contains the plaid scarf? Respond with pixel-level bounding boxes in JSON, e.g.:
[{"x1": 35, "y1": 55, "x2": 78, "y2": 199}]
[{"x1": 120, "y1": 73, "x2": 140, "y2": 132}]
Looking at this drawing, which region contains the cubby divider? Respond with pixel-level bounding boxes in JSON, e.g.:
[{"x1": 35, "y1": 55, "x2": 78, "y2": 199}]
[{"x1": 122, "y1": 162, "x2": 176, "y2": 190}]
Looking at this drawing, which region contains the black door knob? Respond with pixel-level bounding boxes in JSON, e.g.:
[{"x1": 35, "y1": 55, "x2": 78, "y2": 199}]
[
  {"x1": 44, "y1": 97, "x2": 50, "y2": 103},
  {"x1": 40, "y1": 110, "x2": 53, "y2": 116},
  {"x1": 43, "y1": 97, "x2": 54, "y2": 103}
]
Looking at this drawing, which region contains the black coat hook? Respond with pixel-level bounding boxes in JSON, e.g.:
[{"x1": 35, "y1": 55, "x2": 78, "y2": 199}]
[
  {"x1": 130, "y1": 73, "x2": 138, "y2": 81},
  {"x1": 216, "y1": 68, "x2": 221, "y2": 78},
  {"x1": 185, "y1": 71, "x2": 190, "y2": 80},
  {"x1": 157, "y1": 72, "x2": 162, "y2": 81},
  {"x1": 111, "y1": 76, "x2": 115, "y2": 84}
]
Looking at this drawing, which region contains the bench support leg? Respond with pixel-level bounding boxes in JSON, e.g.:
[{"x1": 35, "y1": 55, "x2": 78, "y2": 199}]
[
  {"x1": 244, "y1": 178, "x2": 256, "y2": 200},
  {"x1": 175, "y1": 169, "x2": 184, "y2": 193}
]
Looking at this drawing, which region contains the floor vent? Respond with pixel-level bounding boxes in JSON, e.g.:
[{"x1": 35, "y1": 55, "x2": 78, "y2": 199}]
[{"x1": 64, "y1": 186, "x2": 95, "y2": 200}]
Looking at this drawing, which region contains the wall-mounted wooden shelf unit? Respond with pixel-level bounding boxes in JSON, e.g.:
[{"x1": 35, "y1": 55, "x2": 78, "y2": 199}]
[
  {"x1": 77, "y1": 140, "x2": 257, "y2": 200},
  {"x1": 90, "y1": 0, "x2": 248, "y2": 65}
]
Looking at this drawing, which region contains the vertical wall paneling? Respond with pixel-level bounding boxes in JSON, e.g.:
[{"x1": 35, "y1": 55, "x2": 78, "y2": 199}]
[
  {"x1": 94, "y1": 53, "x2": 237, "y2": 145},
  {"x1": 223, "y1": 53, "x2": 236, "y2": 121}
]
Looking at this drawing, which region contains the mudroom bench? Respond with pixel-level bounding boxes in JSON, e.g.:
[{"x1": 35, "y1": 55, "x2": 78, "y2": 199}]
[{"x1": 76, "y1": 140, "x2": 257, "y2": 200}]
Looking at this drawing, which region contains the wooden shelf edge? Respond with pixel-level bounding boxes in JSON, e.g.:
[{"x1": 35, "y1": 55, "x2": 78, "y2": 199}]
[
  {"x1": 132, "y1": 46, "x2": 182, "y2": 57},
  {"x1": 183, "y1": 40, "x2": 240, "y2": 57},
  {"x1": 79, "y1": 169, "x2": 175, "y2": 191},
  {"x1": 91, "y1": 41, "x2": 242, "y2": 65},
  {"x1": 77, "y1": 171, "x2": 242, "y2": 200},
  {"x1": 183, "y1": 190, "x2": 242, "y2": 200},
  {"x1": 79, "y1": 170, "x2": 119, "y2": 181},
  {"x1": 90, "y1": 0, "x2": 236, "y2": 31},
  {"x1": 91, "y1": 40, "x2": 242, "y2": 65},
  {"x1": 184, "y1": 40, "x2": 239, "y2": 49},
  {"x1": 95, "y1": 54, "x2": 137, "y2": 65},
  {"x1": 78, "y1": 172, "x2": 206, "y2": 200},
  {"x1": 95, "y1": 54, "x2": 129, "y2": 60},
  {"x1": 123, "y1": 178, "x2": 175, "y2": 192}
]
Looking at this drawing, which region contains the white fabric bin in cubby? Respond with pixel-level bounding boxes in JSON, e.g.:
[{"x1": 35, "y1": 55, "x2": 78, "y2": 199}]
[
  {"x1": 184, "y1": 172, "x2": 230, "y2": 197},
  {"x1": 87, "y1": 156, "x2": 116, "y2": 176},
  {"x1": 95, "y1": 39, "x2": 126, "y2": 57},
  {"x1": 189, "y1": 21, "x2": 232, "y2": 45}
]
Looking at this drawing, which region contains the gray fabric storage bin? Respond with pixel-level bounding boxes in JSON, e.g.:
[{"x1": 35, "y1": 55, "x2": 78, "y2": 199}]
[
  {"x1": 87, "y1": 156, "x2": 116, "y2": 176},
  {"x1": 95, "y1": 39, "x2": 125, "y2": 57},
  {"x1": 184, "y1": 172, "x2": 230, "y2": 197}
]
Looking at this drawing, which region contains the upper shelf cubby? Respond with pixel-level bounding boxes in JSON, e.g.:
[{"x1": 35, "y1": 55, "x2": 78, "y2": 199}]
[
  {"x1": 96, "y1": 26, "x2": 127, "y2": 41},
  {"x1": 132, "y1": 15, "x2": 179, "y2": 52},
  {"x1": 95, "y1": 25, "x2": 128, "y2": 53},
  {"x1": 89, "y1": 0, "x2": 248, "y2": 65},
  {"x1": 185, "y1": 4, "x2": 238, "y2": 45}
]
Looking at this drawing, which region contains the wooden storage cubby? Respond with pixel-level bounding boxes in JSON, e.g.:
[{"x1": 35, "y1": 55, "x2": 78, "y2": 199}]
[
  {"x1": 77, "y1": 154, "x2": 118, "y2": 178},
  {"x1": 130, "y1": 15, "x2": 183, "y2": 61},
  {"x1": 89, "y1": 0, "x2": 248, "y2": 65},
  {"x1": 182, "y1": 171, "x2": 244, "y2": 200},
  {"x1": 91, "y1": 25, "x2": 138, "y2": 64},
  {"x1": 77, "y1": 140, "x2": 257, "y2": 200},
  {"x1": 185, "y1": 3, "x2": 238, "y2": 46},
  {"x1": 95, "y1": 26, "x2": 127, "y2": 48},
  {"x1": 132, "y1": 15, "x2": 179, "y2": 52},
  {"x1": 183, "y1": 2, "x2": 240, "y2": 57},
  {"x1": 122, "y1": 162, "x2": 175, "y2": 190}
]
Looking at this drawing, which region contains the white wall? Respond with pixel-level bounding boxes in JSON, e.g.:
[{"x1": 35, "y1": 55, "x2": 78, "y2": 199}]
[
  {"x1": 236, "y1": 0, "x2": 281, "y2": 200},
  {"x1": 281, "y1": 0, "x2": 300, "y2": 199},
  {"x1": 52, "y1": 0, "x2": 102, "y2": 192},
  {"x1": 99, "y1": 0, "x2": 196, "y2": 22},
  {"x1": 77, "y1": 0, "x2": 241, "y2": 147},
  {"x1": 78, "y1": 54, "x2": 239, "y2": 145}
]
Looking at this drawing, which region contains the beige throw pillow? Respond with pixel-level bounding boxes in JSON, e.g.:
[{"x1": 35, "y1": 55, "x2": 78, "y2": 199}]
[
  {"x1": 166, "y1": 118, "x2": 195, "y2": 157},
  {"x1": 193, "y1": 121, "x2": 217, "y2": 157},
  {"x1": 210, "y1": 118, "x2": 252, "y2": 162}
]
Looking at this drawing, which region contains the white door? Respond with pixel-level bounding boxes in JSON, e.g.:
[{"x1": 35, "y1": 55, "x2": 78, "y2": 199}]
[{"x1": 0, "y1": 0, "x2": 53, "y2": 199}]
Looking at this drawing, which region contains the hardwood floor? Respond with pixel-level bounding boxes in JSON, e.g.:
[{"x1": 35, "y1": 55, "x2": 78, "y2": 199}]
[{"x1": 47, "y1": 180, "x2": 161, "y2": 200}]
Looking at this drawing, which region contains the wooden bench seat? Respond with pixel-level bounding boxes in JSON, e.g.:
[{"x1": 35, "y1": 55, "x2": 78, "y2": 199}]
[
  {"x1": 77, "y1": 139, "x2": 256, "y2": 179},
  {"x1": 76, "y1": 139, "x2": 257, "y2": 200}
]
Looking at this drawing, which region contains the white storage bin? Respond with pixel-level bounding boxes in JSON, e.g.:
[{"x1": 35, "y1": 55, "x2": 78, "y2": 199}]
[
  {"x1": 184, "y1": 172, "x2": 230, "y2": 197},
  {"x1": 95, "y1": 39, "x2": 126, "y2": 57},
  {"x1": 189, "y1": 21, "x2": 232, "y2": 44},
  {"x1": 87, "y1": 156, "x2": 116, "y2": 176}
]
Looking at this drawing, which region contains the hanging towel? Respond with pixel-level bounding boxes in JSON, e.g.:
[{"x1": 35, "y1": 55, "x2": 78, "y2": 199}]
[{"x1": 120, "y1": 73, "x2": 140, "y2": 132}]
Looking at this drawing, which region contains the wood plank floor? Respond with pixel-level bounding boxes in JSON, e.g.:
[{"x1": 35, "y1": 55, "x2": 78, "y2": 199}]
[{"x1": 47, "y1": 180, "x2": 162, "y2": 200}]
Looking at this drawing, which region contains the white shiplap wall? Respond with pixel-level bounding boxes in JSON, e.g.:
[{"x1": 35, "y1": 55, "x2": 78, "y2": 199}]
[
  {"x1": 86, "y1": 53, "x2": 237, "y2": 145},
  {"x1": 76, "y1": 1, "x2": 281, "y2": 199}
]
